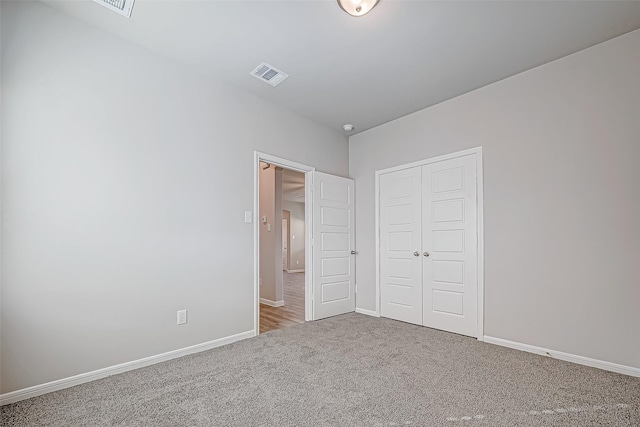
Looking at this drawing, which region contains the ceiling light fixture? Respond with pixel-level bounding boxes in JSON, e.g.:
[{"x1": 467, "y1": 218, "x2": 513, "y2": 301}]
[{"x1": 337, "y1": 0, "x2": 379, "y2": 17}]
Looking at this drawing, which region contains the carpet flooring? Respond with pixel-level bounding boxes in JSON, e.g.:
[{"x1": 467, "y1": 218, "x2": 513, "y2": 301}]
[{"x1": 2, "y1": 313, "x2": 639, "y2": 426}]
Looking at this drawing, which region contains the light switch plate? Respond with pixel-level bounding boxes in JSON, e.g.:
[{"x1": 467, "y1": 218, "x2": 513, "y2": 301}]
[
  {"x1": 244, "y1": 211, "x2": 252, "y2": 223},
  {"x1": 177, "y1": 309, "x2": 187, "y2": 325}
]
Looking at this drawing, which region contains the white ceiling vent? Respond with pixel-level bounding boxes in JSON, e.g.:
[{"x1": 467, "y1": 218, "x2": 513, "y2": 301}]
[
  {"x1": 92, "y1": 0, "x2": 135, "y2": 18},
  {"x1": 251, "y1": 63, "x2": 289, "y2": 87}
]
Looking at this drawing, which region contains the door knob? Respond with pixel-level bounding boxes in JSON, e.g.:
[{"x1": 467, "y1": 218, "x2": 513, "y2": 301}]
[
  {"x1": 413, "y1": 251, "x2": 420, "y2": 257},
  {"x1": 423, "y1": 251, "x2": 430, "y2": 257},
  {"x1": 350, "y1": 250, "x2": 357, "y2": 255}
]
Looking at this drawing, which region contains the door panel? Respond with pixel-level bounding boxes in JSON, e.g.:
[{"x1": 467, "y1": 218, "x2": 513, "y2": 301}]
[
  {"x1": 312, "y1": 172, "x2": 355, "y2": 320},
  {"x1": 380, "y1": 167, "x2": 422, "y2": 325},
  {"x1": 422, "y1": 155, "x2": 477, "y2": 337}
]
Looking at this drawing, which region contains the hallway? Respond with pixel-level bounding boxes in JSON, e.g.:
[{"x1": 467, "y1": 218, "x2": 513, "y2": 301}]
[{"x1": 260, "y1": 272, "x2": 305, "y2": 334}]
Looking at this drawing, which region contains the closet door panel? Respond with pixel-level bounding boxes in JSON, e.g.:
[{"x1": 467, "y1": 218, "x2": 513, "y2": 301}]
[
  {"x1": 379, "y1": 167, "x2": 423, "y2": 325},
  {"x1": 422, "y1": 155, "x2": 478, "y2": 337}
]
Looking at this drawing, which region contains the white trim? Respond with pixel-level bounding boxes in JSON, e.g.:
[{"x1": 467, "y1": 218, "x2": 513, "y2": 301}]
[
  {"x1": 355, "y1": 307, "x2": 380, "y2": 317},
  {"x1": 484, "y1": 336, "x2": 640, "y2": 378},
  {"x1": 374, "y1": 147, "x2": 484, "y2": 340},
  {"x1": 0, "y1": 330, "x2": 254, "y2": 406},
  {"x1": 259, "y1": 298, "x2": 284, "y2": 307},
  {"x1": 375, "y1": 146, "x2": 483, "y2": 176},
  {"x1": 475, "y1": 148, "x2": 485, "y2": 341},
  {"x1": 304, "y1": 170, "x2": 313, "y2": 322},
  {"x1": 254, "y1": 152, "x2": 315, "y2": 332},
  {"x1": 374, "y1": 168, "x2": 381, "y2": 317},
  {"x1": 285, "y1": 269, "x2": 305, "y2": 273}
]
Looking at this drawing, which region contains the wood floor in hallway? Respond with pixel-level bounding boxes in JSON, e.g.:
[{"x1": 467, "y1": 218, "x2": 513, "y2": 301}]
[{"x1": 260, "y1": 271, "x2": 305, "y2": 334}]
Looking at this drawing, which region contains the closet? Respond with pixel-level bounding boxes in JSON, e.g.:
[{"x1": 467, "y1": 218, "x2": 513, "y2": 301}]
[{"x1": 378, "y1": 151, "x2": 481, "y2": 338}]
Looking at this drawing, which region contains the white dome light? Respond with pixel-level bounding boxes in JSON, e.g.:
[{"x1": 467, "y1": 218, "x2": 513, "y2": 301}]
[{"x1": 337, "y1": 0, "x2": 379, "y2": 17}]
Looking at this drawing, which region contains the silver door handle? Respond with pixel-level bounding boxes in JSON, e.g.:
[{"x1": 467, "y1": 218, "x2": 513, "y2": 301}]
[
  {"x1": 423, "y1": 251, "x2": 430, "y2": 257},
  {"x1": 413, "y1": 251, "x2": 420, "y2": 257},
  {"x1": 351, "y1": 250, "x2": 357, "y2": 255}
]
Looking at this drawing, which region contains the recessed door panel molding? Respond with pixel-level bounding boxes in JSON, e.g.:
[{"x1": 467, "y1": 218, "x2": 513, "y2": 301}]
[
  {"x1": 321, "y1": 232, "x2": 350, "y2": 252},
  {"x1": 388, "y1": 231, "x2": 413, "y2": 252},
  {"x1": 388, "y1": 204, "x2": 413, "y2": 225},
  {"x1": 313, "y1": 172, "x2": 356, "y2": 320},
  {"x1": 433, "y1": 260, "x2": 464, "y2": 284},
  {"x1": 432, "y1": 167, "x2": 464, "y2": 193},
  {"x1": 387, "y1": 258, "x2": 413, "y2": 279},
  {"x1": 321, "y1": 257, "x2": 350, "y2": 277},
  {"x1": 321, "y1": 180, "x2": 350, "y2": 204},
  {"x1": 387, "y1": 284, "x2": 417, "y2": 308},
  {"x1": 322, "y1": 281, "x2": 351, "y2": 303},
  {"x1": 321, "y1": 206, "x2": 350, "y2": 227},
  {"x1": 389, "y1": 176, "x2": 415, "y2": 199},
  {"x1": 376, "y1": 147, "x2": 483, "y2": 339},
  {"x1": 432, "y1": 229, "x2": 465, "y2": 253},
  {"x1": 432, "y1": 199, "x2": 464, "y2": 223},
  {"x1": 432, "y1": 290, "x2": 464, "y2": 316}
]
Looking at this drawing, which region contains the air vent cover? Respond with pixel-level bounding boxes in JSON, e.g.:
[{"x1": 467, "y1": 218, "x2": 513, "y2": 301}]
[
  {"x1": 92, "y1": 0, "x2": 135, "y2": 18},
  {"x1": 250, "y1": 63, "x2": 289, "y2": 87}
]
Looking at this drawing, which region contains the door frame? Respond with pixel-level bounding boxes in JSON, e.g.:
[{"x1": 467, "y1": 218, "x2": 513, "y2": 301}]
[
  {"x1": 374, "y1": 147, "x2": 485, "y2": 340},
  {"x1": 254, "y1": 152, "x2": 315, "y2": 335},
  {"x1": 282, "y1": 217, "x2": 289, "y2": 271}
]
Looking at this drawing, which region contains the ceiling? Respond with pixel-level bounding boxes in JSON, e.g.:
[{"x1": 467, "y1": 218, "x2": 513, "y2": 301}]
[
  {"x1": 282, "y1": 168, "x2": 306, "y2": 203},
  {"x1": 42, "y1": 0, "x2": 640, "y2": 135},
  {"x1": 259, "y1": 162, "x2": 305, "y2": 202}
]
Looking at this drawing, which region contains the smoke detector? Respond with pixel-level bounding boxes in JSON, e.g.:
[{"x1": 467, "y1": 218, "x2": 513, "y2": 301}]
[
  {"x1": 251, "y1": 63, "x2": 289, "y2": 87},
  {"x1": 343, "y1": 124, "x2": 354, "y2": 132},
  {"x1": 92, "y1": 0, "x2": 135, "y2": 17}
]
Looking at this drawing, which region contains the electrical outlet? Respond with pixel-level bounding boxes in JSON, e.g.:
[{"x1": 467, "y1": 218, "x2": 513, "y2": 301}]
[{"x1": 177, "y1": 309, "x2": 187, "y2": 325}]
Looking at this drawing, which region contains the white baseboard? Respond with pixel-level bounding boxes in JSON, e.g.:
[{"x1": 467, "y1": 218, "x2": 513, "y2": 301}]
[
  {"x1": 355, "y1": 307, "x2": 379, "y2": 317},
  {"x1": 483, "y1": 336, "x2": 640, "y2": 378},
  {"x1": 0, "y1": 330, "x2": 255, "y2": 406},
  {"x1": 260, "y1": 298, "x2": 284, "y2": 307},
  {"x1": 285, "y1": 269, "x2": 304, "y2": 273}
]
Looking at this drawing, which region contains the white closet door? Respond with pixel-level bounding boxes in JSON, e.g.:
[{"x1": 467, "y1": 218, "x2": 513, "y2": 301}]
[
  {"x1": 380, "y1": 167, "x2": 423, "y2": 325},
  {"x1": 312, "y1": 172, "x2": 356, "y2": 320},
  {"x1": 422, "y1": 155, "x2": 478, "y2": 337}
]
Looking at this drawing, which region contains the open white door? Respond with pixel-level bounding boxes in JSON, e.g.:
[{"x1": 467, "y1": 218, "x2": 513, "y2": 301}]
[{"x1": 312, "y1": 172, "x2": 356, "y2": 320}]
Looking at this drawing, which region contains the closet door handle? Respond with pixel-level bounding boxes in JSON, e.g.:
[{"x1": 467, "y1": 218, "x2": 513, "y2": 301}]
[
  {"x1": 413, "y1": 251, "x2": 420, "y2": 257},
  {"x1": 423, "y1": 251, "x2": 430, "y2": 257}
]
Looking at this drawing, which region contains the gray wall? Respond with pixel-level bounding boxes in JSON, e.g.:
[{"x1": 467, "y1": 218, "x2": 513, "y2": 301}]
[
  {"x1": 259, "y1": 166, "x2": 283, "y2": 303},
  {"x1": 1, "y1": 1, "x2": 347, "y2": 393},
  {"x1": 350, "y1": 29, "x2": 640, "y2": 369}
]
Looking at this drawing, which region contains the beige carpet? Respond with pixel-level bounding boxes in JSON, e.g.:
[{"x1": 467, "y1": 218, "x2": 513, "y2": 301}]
[{"x1": 2, "y1": 313, "x2": 639, "y2": 426}]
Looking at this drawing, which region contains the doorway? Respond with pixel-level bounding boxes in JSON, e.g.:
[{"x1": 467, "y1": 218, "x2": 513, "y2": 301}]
[
  {"x1": 258, "y1": 164, "x2": 306, "y2": 333},
  {"x1": 253, "y1": 152, "x2": 358, "y2": 335},
  {"x1": 254, "y1": 153, "x2": 313, "y2": 334}
]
